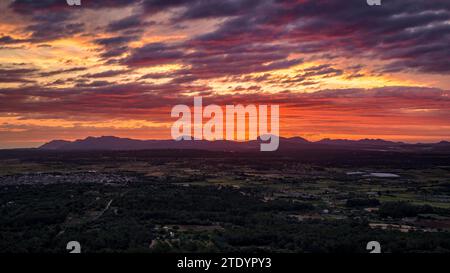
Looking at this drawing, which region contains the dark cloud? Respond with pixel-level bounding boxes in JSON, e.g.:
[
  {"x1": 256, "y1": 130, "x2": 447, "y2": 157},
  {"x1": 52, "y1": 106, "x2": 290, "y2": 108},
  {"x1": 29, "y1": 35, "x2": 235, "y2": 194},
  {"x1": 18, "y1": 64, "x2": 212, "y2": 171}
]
[
  {"x1": 75, "y1": 80, "x2": 112, "y2": 88},
  {"x1": 10, "y1": 0, "x2": 69, "y2": 14},
  {"x1": 19, "y1": 10, "x2": 85, "y2": 42},
  {"x1": 10, "y1": 0, "x2": 136, "y2": 14},
  {"x1": 26, "y1": 22, "x2": 85, "y2": 42},
  {"x1": 82, "y1": 69, "x2": 132, "y2": 78},
  {"x1": 0, "y1": 68, "x2": 37, "y2": 83},
  {"x1": 182, "y1": 0, "x2": 450, "y2": 74},
  {"x1": 107, "y1": 16, "x2": 155, "y2": 32},
  {"x1": 142, "y1": 0, "x2": 265, "y2": 20},
  {"x1": 8, "y1": 0, "x2": 450, "y2": 74},
  {"x1": 0, "y1": 77, "x2": 35, "y2": 84},
  {"x1": 9, "y1": 0, "x2": 140, "y2": 43},
  {"x1": 94, "y1": 35, "x2": 138, "y2": 47},
  {"x1": 178, "y1": 0, "x2": 263, "y2": 20},
  {"x1": 124, "y1": 41, "x2": 302, "y2": 82},
  {"x1": 100, "y1": 46, "x2": 130, "y2": 59},
  {"x1": 139, "y1": 73, "x2": 171, "y2": 80},
  {"x1": 94, "y1": 35, "x2": 140, "y2": 59},
  {"x1": 142, "y1": 0, "x2": 192, "y2": 13},
  {"x1": 1, "y1": 82, "x2": 448, "y2": 123},
  {"x1": 277, "y1": 64, "x2": 343, "y2": 85},
  {"x1": 39, "y1": 67, "x2": 87, "y2": 77},
  {"x1": 123, "y1": 43, "x2": 185, "y2": 66},
  {"x1": 0, "y1": 35, "x2": 28, "y2": 44},
  {"x1": 0, "y1": 81, "x2": 213, "y2": 120},
  {"x1": 302, "y1": 65, "x2": 343, "y2": 78}
]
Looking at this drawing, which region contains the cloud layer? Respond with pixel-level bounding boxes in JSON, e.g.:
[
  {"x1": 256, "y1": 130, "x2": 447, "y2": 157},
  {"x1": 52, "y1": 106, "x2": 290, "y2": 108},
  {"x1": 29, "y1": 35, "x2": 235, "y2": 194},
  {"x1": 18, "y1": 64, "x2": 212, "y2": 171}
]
[{"x1": 0, "y1": 0, "x2": 449, "y2": 147}]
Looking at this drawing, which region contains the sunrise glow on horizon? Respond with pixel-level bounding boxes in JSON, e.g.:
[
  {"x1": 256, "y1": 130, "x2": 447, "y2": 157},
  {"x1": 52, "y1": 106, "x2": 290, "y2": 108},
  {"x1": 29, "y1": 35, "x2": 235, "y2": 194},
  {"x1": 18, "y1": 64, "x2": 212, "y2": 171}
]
[{"x1": 1, "y1": 0, "x2": 449, "y2": 148}]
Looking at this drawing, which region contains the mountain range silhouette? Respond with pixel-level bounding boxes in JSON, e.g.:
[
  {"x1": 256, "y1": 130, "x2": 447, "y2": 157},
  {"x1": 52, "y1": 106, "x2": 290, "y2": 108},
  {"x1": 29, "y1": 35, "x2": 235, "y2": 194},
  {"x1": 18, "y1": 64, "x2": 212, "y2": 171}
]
[{"x1": 39, "y1": 136, "x2": 450, "y2": 152}]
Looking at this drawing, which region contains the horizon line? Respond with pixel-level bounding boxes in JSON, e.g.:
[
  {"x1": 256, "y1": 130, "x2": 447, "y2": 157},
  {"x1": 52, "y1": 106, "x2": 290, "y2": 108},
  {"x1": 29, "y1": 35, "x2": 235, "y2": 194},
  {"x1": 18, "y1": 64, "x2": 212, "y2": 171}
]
[{"x1": 2, "y1": 135, "x2": 449, "y2": 150}]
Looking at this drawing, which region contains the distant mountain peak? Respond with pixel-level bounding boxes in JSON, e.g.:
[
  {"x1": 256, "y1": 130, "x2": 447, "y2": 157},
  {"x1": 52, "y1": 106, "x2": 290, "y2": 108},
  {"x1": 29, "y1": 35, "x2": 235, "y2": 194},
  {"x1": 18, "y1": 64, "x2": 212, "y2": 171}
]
[
  {"x1": 436, "y1": 140, "x2": 450, "y2": 146},
  {"x1": 318, "y1": 138, "x2": 403, "y2": 146},
  {"x1": 39, "y1": 140, "x2": 71, "y2": 150},
  {"x1": 284, "y1": 136, "x2": 310, "y2": 143},
  {"x1": 37, "y1": 136, "x2": 448, "y2": 152}
]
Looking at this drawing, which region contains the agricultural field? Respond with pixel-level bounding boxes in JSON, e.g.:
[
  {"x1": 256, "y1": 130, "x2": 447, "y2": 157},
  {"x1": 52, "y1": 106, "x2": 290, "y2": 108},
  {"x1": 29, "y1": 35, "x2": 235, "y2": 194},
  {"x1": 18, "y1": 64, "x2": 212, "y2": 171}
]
[{"x1": 1, "y1": 149, "x2": 450, "y2": 253}]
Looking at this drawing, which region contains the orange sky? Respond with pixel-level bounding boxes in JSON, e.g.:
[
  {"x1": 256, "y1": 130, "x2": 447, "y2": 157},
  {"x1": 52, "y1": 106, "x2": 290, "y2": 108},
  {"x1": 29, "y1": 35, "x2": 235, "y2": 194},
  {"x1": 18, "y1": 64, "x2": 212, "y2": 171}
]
[{"x1": 0, "y1": 0, "x2": 449, "y2": 148}]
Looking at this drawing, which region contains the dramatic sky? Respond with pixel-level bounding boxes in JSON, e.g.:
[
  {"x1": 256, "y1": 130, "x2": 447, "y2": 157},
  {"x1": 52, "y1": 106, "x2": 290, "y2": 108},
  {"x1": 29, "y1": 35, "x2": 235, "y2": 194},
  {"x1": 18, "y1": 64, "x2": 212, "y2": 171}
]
[{"x1": 0, "y1": 0, "x2": 449, "y2": 148}]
